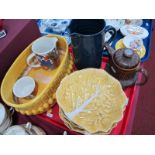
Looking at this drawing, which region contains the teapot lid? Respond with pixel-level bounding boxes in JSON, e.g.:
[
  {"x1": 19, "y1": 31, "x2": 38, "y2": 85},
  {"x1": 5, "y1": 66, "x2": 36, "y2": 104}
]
[{"x1": 113, "y1": 48, "x2": 140, "y2": 69}]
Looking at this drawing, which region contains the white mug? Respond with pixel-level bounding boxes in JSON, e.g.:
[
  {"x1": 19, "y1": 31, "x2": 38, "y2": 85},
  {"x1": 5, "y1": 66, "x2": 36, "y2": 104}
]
[{"x1": 13, "y1": 76, "x2": 37, "y2": 99}]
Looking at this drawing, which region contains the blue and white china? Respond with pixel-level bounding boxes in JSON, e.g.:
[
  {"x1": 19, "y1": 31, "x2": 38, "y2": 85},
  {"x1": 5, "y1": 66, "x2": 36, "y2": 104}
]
[
  {"x1": 105, "y1": 19, "x2": 125, "y2": 31},
  {"x1": 120, "y1": 25, "x2": 149, "y2": 39},
  {"x1": 37, "y1": 19, "x2": 71, "y2": 45}
]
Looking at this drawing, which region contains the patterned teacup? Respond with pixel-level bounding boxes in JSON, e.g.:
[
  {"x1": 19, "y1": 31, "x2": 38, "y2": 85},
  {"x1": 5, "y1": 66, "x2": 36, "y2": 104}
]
[{"x1": 27, "y1": 36, "x2": 59, "y2": 69}]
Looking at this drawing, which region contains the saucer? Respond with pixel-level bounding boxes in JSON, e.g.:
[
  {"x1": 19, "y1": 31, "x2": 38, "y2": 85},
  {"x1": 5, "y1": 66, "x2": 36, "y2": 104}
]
[
  {"x1": 115, "y1": 39, "x2": 146, "y2": 59},
  {"x1": 123, "y1": 35, "x2": 143, "y2": 51},
  {"x1": 105, "y1": 19, "x2": 125, "y2": 31},
  {"x1": 120, "y1": 25, "x2": 149, "y2": 39}
]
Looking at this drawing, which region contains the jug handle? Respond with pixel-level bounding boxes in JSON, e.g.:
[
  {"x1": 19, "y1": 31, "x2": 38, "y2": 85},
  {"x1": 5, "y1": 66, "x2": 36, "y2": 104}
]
[
  {"x1": 104, "y1": 25, "x2": 117, "y2": 44},
  {"x1": 136, "y1": 67, "x2": 148, "y2": 85},
  {"x1": 103, "y1": 43, "x2": 116, "y2": 57}
]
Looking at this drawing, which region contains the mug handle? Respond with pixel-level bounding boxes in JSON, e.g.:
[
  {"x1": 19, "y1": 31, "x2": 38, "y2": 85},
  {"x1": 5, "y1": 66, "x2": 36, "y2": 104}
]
[
  {"x1": 26, "y1": 53, "x2": 41, "y2": 68},
  {"x1": 136, "y1": 67, "x2": 148, "y2": 85},
  {"x1": 104, "y1": 25, "x2": 117, "y2": 44}
]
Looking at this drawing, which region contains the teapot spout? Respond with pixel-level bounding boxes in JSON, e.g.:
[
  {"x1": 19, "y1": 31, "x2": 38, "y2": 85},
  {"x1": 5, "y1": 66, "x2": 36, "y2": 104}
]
[{"x1": 104, "y1": 43, "x2": 116, "y2": 57}]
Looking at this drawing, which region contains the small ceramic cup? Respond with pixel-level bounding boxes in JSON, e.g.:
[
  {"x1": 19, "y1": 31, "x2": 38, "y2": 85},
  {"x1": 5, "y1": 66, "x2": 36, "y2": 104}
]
[
  {"x1": 13, "y1": 76, "x2": 37, "y2": 99},
  {"x1": 27, "y1": 36, "x2": 59, "y2": 69}
]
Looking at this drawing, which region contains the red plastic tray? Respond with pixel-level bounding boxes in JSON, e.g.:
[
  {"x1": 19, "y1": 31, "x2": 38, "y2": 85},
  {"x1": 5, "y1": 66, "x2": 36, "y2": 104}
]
[{"x1": 36, "y1": 56, "x2": 142, "y2": 135}]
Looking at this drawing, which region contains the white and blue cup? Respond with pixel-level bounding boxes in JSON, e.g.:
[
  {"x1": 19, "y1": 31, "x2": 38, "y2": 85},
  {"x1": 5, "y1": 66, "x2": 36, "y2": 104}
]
[{"x1": 27, "y1": 36, "x2": 59, "y2": 69}]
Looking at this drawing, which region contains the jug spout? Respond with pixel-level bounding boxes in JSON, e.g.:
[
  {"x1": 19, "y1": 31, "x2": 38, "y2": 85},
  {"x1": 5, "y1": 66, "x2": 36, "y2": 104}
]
[
  {"x1": 70, "y1": 32, "x2": 81, "y2": 38},
  {"x1": 104, "y1": 43, "x2": 116, "y2": 57}
]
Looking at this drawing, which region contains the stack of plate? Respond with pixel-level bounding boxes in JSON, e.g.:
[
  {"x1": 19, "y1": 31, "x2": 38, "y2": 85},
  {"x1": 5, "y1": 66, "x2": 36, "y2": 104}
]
[
  {"x1": 56, "y1": 69, "x2": 128, "y2": 135},
  {"x1": 0, "y1": 103, "x2": 14, "y2": 134}
]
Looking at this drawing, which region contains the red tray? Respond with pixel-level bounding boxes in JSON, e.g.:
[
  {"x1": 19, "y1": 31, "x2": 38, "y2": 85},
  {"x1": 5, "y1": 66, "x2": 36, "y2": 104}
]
[{"x1": 36, "y1": 56, "x2": 142, "y2": 135}]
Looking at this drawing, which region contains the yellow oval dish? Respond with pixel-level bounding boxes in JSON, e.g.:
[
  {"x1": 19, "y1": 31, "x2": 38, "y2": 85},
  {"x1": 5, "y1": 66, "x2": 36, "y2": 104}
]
[
  {"x1": 1, "y1": 35, "x2": 73, "y2": 115},
  {"x1": 115, "y1": 39, "x2": 146, "y2": 59}
]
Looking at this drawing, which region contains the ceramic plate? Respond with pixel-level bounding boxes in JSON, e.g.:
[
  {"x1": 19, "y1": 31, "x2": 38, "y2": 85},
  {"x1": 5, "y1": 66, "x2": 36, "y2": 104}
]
[
  {"x1": 123, "y1": 35, "x2": 143, "y2": 50},
  {"x1": 115, "y1": 39, "x2": 146, "y2": 59},
  {"x1": 120, "y1": 25, "x2": 149, "y2": 39},
  {"x1": 105, "y1": 19, "x2": 125, "y2": 31},
  {"x1": 125, "y1": 19, "x2": 143, "y2": 26}
]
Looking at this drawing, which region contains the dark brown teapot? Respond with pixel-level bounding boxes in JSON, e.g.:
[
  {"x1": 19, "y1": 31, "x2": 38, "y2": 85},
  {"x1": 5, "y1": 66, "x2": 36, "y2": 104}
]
[{"x1": 104, "y1": 43, "x2": 148, "y2": 87}]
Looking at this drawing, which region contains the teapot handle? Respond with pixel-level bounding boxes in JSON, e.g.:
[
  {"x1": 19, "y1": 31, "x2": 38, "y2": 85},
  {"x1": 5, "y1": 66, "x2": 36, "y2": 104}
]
[
  {"x1": 136, "y1": 67, "x2": 148, "y2": 85},
  {"x1": 104, "y1": 25, "x2": 117, "y2": 44}
]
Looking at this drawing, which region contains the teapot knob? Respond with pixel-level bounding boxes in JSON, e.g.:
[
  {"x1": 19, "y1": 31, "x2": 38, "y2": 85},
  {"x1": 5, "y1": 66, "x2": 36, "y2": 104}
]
[{"x1": 123, "y1": 49, "x2": 134, "y2": 58}]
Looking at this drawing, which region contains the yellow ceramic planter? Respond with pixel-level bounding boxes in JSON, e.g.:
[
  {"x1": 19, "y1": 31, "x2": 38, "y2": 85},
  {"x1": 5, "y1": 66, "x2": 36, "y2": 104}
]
[{"x1": 1, "y1": 35, "x2": 73, "y2": 115}]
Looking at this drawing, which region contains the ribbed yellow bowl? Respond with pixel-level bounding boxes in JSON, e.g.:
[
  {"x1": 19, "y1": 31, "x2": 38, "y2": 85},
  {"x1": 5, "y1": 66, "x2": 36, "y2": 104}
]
[{"x1": 1, "y1": 35, "x2": 73, "y2": 115}]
